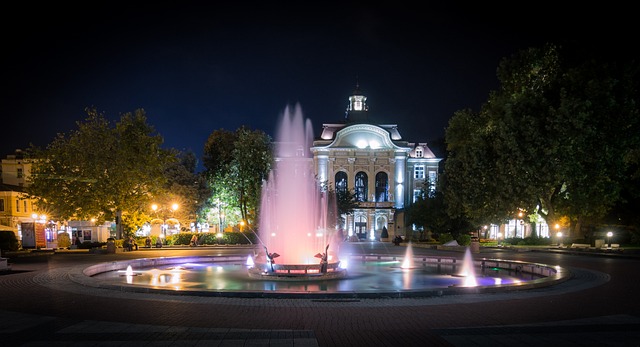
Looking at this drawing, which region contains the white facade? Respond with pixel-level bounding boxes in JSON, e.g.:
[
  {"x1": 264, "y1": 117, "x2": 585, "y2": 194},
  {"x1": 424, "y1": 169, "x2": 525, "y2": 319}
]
[{"x1": 310, "y1": 86, "x2": 442, "y2": 240}]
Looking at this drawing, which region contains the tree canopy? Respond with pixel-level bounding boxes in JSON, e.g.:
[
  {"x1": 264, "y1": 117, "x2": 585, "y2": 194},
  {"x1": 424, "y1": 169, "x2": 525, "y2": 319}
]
[
  {"x1": 26, "y1": 108, "x2": 176, "y2": 238},
  {"x1": 443, "y1": 44, "x2": 639, "y2": 238},
  {"x1": 203, "y1": 126, "x2": 272, "y2": 229}
]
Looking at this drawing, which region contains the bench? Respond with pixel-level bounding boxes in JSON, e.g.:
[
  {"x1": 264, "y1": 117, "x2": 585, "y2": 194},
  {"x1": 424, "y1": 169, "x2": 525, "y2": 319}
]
[
  {"x1": 0, "y1": 257, "x2": 10, "y2": 271},
  {"x1": 601, "y1": 243, "x2": 624, "y2": 252},
  {"x1": 570, "y1": 243, "x2": 591, "y2": 249}
]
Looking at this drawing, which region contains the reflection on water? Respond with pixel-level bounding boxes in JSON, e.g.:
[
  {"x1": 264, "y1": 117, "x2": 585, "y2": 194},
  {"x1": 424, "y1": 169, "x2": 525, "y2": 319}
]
[{"x1": 94, "y1": 259, "x2": 541, "y2": 293}]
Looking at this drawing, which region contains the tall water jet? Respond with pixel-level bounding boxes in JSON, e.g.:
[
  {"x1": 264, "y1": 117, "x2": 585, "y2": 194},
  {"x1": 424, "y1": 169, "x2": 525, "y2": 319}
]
[
  {"x1": 401, "y1": 242, "x2": 415, "y2": 269},
  {"x1": 458, "y1": 247, "x2": 478, "y2": 287},
  {"x1": 251, "y1": 104, "x2": 343, "y2": 278}
]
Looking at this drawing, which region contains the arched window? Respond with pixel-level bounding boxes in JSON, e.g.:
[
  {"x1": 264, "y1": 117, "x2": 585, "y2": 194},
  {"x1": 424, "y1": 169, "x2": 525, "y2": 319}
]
[
  {"x1": 335, "y1": 171, "x2": 348, "y2": 195},
  {"x1": 375, "y1": 172, "x2": 388, "y2": 202},
  {"x1": 354, "y1": 172, "x2": 368, "y2": 202}
]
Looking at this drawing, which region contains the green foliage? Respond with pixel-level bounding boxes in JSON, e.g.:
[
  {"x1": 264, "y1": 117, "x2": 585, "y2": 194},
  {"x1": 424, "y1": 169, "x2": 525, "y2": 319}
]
[
  {"x1": 171, "y1": 232, "x2": 258, "y2": 245},
  {"x1": 407, "y1": 189, "x2": 475, "y2": 238},
  {"x1": 444, "y1": 44, "x2": 640, "y2": 238},
  {"x1": 161, "y1": 150, "x2": 211, "y2": 233},
  {"x1": 57, "y1": 232, "x2": 71, "y2": 248},
  {"x1": 456, "y1": 234, "x2": 471, "y2": 246},
  {"x1": 26, "y1": 108, "x2": 175, "y2": 239},
  {"x1": 380, "y1": 226, "x2": 389, "y2": 238},
  {"x1": 0, "y1": 230, "x2": 19, "y2": 252},
  {"x1": 203, "y1": 127, "x2": 272, "y2": 229},
  {"x1": 438, "y1": 233, "x2": 454, "y2": 245}
]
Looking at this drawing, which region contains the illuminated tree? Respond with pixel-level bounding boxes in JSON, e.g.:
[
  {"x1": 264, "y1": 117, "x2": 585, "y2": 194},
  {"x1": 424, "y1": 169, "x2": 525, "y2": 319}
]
[
  {"x1": 203, "y1": 126, "x2": 272, "y2": 228},
  {"x1": 444, "y1": 44, "x2": 639, "y2": 238},
  {"x1": 27, "y1": 108, "x2": 175, "y2": 239}
]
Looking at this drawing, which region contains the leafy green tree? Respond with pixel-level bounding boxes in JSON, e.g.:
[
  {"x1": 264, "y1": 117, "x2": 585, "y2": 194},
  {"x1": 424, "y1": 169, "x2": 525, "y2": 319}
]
[
  {"x1": 203, "y1": 126, "x2": 272, "y2": 229},
  {"x1": 444, "y1": 44, "x2": 639, "y2": 238},
  {"x1": 407, "y1": 185, "x2": 475, "y2": 240},
  {"x1": 161, "y1": 150, "x2": 211, "y2": 232},
  {"x1": 26, "y1": 108, "x2": 175, "y2": 239}
]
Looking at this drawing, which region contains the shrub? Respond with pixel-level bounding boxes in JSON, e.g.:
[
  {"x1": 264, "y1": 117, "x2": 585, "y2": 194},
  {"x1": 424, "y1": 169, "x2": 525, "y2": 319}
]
[
  {"x1": 0, "y1": 230, "x2": 19, "y2": 252},
  {"x1": 439, "y1": 233, "x2": 454, "y2": 245},
  {"x1": 457, "y1": 234, "x2": 471, "y2": 246},
  {"x1": 57, "y1": 232, "x2": 71, "y2": 248}
]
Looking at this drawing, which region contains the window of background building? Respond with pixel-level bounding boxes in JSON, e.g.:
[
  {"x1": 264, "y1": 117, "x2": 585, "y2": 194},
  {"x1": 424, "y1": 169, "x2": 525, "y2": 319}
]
[
  {"x1": 375, "y1": 172, "x2": 388, "y2": 202},
  {"x1": 414, "y1": 165, "x2": 425, "y2": 179},
  {"x1": 16, "y1": 199, "x2": 19, "y2": 212},
  {"x1": 415, "y1": 147, "x2": 423, "y2": 158},
  {"x1": 23, "y1": 200, "x2": 27, "y2": 213},
  {"x1": 355, "y1": 172, "x2": 368, "y2": 202},
  {"x1": 413, "y1": 189, "x2": 421, "y2": 203},
  {"x1": 17, "y1": 168, "x2": 23, "y2": 178},
  {"x1": 428, "y1": 171, "x2": 437, "y2": 192},
  {"x1": 335, "y1": 171, "x2": 348, "y2": 195},
  {"x1": 0, "y1": 199, "x2": 4, "y2": 212}
]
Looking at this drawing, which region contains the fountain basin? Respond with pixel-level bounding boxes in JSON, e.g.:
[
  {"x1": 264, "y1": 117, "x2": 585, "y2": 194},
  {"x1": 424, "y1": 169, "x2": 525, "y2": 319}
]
[{"x1": 81, "y1": 254, "x2": 570, "y2": 299}]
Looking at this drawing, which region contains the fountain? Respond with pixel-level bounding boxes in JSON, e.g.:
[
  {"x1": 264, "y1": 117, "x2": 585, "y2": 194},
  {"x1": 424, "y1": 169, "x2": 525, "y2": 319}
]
[
  {"x1": 456, "y1": 247, "x2": 478, "y2": 287},
  {"x1": 87, "y1": 105, "x2": 567, "y2": 297},
  {"x1": 247, "y1": 104, "x2": 346, "y2": 280}
]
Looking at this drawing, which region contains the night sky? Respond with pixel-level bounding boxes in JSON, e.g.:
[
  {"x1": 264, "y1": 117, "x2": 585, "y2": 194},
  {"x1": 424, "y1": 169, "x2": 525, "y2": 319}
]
[{"x1": 2, "y1": 3, "x2": 633, "y2": 168}]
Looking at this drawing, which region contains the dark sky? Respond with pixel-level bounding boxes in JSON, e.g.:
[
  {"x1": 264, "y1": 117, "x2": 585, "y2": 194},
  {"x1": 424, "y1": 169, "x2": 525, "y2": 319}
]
[{"x1": 2, "y1": 3, "x2": 633, "y2": 167}]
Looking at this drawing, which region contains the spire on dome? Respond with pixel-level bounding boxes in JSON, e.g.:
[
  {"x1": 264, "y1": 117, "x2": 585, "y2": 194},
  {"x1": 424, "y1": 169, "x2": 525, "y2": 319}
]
[{"x1": 345, "y1": 79, "x2": 368, "y2": 123}]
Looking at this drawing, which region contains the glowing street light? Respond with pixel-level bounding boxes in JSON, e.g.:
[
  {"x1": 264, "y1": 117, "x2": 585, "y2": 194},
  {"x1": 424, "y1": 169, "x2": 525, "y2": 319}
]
[
  {"x1": 607, "y1": 231, "x2": 613, "y2": 248},
  {"x1": 151, "y1": 202, "x2": 179, "y2": 243},
  {"x1": 556, "y1": 231, "x2": 563, "y2": 248},
  {"x1": 555, "y1": 224, "x2": 562, "y2": 247}
]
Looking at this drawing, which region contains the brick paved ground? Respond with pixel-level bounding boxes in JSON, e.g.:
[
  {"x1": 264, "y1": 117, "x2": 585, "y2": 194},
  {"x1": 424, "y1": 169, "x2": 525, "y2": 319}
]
[{"x1": 1, "y1": 243, "x2": 639, "y2": 346}]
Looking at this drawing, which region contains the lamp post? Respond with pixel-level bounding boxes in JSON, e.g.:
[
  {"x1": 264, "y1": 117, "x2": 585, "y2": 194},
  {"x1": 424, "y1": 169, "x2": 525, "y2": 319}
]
[
  {"x1": 556, "y1": 231, "x2": 563, "y2": 248},
  {"x1": 497, "y1": 232, "x2": 502, "y2": 247},
  {"x1": 151, "y1": 203, "x2": 179, "y2": 244},
  {"x1": 607, "y1": 231, "x2": 613, "y2": 248}
]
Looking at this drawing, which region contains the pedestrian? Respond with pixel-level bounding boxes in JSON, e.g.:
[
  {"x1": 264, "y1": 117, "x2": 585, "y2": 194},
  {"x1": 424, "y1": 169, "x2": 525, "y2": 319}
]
[
  {"x1": 130, "y1": 236, "x2": 138, "y2": 251},
  {"x1": 190, "y1": 234, "x2": 198, "y2": 247}
]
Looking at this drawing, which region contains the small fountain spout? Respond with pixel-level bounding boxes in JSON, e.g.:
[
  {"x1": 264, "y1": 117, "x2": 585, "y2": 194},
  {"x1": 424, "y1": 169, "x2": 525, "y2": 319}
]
[
  {"x1": 314, "y1": 244, "x2": 330, "y2": 273},
  {"x1": 264, "y1": 246, "x2": 280, "y2": 272}
]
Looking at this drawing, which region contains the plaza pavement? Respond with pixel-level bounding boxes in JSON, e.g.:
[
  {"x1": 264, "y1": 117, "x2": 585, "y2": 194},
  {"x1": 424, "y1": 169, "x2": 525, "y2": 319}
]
[{"x1": 1, "y1": 242, "x2": 640, "y2": 346}]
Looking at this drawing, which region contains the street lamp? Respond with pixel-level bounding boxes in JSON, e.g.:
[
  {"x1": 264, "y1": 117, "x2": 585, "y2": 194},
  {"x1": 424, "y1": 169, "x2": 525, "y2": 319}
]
[
  {"x1": 556, "y1": 231, "x2": 563, "y2": 248},
  {"x1": 607, "y1": 231, "x2": 613, "y2": 248},
  {"x1": 151, "y1": 202, "x2": 179, "y2": 243},
  {"x1": 497, "y1": 232, "x2": 502, "y2": 247}
]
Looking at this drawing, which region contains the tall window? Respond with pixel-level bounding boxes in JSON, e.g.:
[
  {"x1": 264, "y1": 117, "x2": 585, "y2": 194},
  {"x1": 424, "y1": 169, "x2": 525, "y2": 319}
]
[
  {"x1": 0, "y1": 199, "x2": 4, "y2": 212},
  {"x1": 23, "y1": 201, "x2": 27, "y2": 213},
  {"x1": 335, "y1": 171, "x2": 348, "y2": 195},
  {"x1": 413, "y1": 189, "x2": 422, "y2": 203},
  {"x1": 354, "y1": 172, "x2": 368, "y2": 202},
  {"x1": 428, "y1": 171, "x2": 437, "y2": 193},
  {"x1": 16, "y1": 199, "x2": 20, "y2": 212},
  {"x1": 17, "y1": 168, "x2": 23, "y2": 178},
  {"x1": 414, "y1": 165, "x2": 425, "y2": 179},
  {"x1": 375, "y1": 172, "x2": 388, "y2": 202}
]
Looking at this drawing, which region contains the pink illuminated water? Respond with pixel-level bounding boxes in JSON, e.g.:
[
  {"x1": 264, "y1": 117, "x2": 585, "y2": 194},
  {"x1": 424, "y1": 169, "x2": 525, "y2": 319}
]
[
  {"x1": 458, "y1": 247, "x2": 478, "y2": 286},
  {"x1": 257, "y1": 104, "x2": 339, "y2": 265}
]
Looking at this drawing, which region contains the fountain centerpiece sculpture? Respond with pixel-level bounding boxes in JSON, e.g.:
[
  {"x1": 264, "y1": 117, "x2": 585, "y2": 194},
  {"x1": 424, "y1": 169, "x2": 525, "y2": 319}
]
[{"x1": 248, "y1": 104, "x2": 346, "y2": 280}]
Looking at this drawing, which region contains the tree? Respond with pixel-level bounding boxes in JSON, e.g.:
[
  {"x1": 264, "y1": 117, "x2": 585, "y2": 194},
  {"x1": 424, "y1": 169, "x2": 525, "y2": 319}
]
[
  {"x1": 444, "y1": 44, "x2": 639, "y2": 239},
  {"x1": 203, "y1": 126, "x2": 272, "y2": 229},
  {"x1": 27, "y1": 108, "x2": 175, "y2": 239},
  {"x1": 162, "y1": 150, "x2": 211, "y2": 232},
  {"x1": 335, "y1": 188, "x2": 358, "y2": 230}
]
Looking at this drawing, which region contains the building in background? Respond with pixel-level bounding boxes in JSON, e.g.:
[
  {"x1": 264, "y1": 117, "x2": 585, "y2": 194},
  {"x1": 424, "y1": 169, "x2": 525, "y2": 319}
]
[{"x1": 311, "y1": 85, "x2": 442, "y2": 240}]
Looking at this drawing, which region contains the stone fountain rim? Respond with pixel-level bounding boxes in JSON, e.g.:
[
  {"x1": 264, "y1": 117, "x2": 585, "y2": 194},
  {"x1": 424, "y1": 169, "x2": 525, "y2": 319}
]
[{"x1": 76, "y1": 254, "x2": 571, "y2": 299}]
